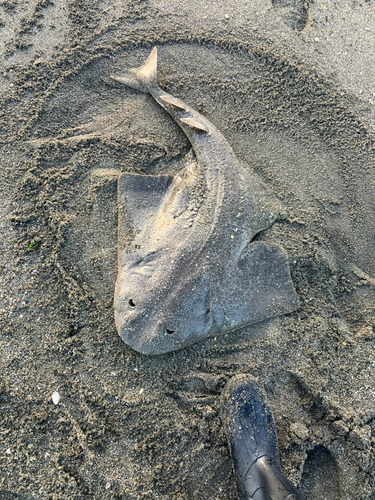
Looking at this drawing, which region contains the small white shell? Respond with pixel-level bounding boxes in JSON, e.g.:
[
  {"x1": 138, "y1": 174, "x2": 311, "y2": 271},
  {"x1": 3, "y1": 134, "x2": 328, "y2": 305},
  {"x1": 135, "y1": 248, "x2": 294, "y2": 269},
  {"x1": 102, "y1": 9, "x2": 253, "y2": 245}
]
[{"x1": 52, "y1": 392, "x2": 60, "y2": 405}]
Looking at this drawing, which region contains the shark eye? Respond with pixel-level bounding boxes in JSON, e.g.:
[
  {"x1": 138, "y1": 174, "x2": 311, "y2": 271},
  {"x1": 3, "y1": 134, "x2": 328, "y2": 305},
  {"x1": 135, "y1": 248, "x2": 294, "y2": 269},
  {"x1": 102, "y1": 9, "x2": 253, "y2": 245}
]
[
  {"x1": 166, "y1": 328, "x2": 175, "y2": 335},
  {"x1": 129, "y1": 299, "x2": 136, "y2": 308}
]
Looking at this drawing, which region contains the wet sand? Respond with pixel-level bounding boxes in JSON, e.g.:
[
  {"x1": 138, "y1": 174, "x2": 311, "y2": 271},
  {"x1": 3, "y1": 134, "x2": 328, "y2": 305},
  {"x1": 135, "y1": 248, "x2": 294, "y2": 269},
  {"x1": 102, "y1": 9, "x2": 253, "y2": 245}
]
[{"x1": 0, "y1": 1, "x2": 374, "y2": 499}]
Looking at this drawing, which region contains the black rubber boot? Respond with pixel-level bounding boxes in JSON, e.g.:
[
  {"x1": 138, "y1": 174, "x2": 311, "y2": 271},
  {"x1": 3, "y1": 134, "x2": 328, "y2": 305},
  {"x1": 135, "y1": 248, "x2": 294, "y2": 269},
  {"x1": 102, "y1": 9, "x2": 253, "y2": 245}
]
[{"x1": 221, "y1": 375, "x2": 303, "y2": 500}]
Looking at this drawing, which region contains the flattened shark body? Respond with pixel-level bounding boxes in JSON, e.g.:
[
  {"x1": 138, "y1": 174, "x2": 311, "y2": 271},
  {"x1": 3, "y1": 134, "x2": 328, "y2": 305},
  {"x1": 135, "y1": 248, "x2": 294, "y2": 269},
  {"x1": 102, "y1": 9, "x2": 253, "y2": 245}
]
[{"x1": 112, "y1": 48, "x2": 299, "y2": 355}]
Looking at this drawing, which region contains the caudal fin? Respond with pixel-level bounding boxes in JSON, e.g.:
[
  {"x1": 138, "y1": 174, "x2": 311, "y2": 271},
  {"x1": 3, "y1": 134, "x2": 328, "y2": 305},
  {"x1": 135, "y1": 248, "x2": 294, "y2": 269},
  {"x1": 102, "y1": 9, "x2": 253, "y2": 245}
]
[{"x1": 110, "y1": 47, "x2": 158, "y2": 94}]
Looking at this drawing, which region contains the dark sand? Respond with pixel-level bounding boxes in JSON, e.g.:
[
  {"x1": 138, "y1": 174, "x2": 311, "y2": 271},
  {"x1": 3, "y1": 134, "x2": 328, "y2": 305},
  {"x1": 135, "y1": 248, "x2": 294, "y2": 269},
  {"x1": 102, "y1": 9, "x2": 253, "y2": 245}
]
[{"x1": 1, "y1": 1, "x2": 375, "y2": 499}]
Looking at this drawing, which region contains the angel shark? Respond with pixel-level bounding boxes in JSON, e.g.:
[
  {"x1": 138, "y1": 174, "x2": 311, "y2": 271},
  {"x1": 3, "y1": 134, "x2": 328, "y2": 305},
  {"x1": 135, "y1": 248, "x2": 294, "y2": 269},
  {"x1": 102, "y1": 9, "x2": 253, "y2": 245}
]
[{"x1": 111, "y1": 47, "x2": 299, "y2": 355}]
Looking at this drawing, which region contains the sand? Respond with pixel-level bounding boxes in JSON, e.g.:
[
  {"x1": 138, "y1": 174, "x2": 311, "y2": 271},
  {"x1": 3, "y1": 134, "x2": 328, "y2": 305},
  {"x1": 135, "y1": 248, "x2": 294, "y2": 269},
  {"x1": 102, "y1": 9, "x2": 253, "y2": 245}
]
[{"x1": 0, "y1": 1, "x2": 374, "y2": 499}]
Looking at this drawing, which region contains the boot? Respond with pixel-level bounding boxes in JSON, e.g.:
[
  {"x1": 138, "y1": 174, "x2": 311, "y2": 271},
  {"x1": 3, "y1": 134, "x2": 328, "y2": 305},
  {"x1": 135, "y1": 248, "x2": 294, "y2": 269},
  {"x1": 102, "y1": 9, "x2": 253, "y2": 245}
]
[{"x1": 221, "y1": 375, "x2": 303, "y2": 500}]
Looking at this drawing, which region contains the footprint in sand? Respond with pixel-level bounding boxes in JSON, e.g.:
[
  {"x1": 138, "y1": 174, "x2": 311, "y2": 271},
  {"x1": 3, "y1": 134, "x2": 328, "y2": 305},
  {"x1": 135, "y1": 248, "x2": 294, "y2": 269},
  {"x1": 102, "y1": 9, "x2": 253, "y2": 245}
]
[
  {"x1": 272, "y1": 0, "x2": 311, "y2": 32},
  {"x1": 300, "y1": 445, "x2": 341, "y2": 500}
]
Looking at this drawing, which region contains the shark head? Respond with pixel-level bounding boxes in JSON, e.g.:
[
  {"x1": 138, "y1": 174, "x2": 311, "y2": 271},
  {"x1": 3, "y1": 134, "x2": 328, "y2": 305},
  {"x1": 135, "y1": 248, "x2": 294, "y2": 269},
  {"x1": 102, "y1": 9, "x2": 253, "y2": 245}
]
[{"x1": 114, "y1": 250, "x2": 216, "y2": 355}]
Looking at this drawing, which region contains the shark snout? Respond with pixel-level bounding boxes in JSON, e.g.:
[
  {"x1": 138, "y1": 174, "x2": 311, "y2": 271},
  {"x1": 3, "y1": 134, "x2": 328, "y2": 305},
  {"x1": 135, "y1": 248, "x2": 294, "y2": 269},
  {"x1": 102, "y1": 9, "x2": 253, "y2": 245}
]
[
  {"x1": 114, "y1": 273, "x2": 215, "y2": 354},
  {"x1": 115, "y1": 293, "x2": 214, "y2": 355}
]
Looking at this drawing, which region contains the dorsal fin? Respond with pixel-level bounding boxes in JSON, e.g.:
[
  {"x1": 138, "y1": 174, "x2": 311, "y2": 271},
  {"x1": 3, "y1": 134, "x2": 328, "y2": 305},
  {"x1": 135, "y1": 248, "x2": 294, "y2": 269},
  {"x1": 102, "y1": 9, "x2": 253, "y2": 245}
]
[
  {"x1": 160, "y1": 95, "x2": 187, "y2": 110},
  {"x1": 180, "y1": 117, "x2": 209, "y2": 133}
]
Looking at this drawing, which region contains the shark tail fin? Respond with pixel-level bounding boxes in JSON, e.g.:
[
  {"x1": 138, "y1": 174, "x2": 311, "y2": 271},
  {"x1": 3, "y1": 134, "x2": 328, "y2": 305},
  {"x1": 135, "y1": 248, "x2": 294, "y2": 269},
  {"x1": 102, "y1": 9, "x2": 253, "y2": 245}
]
[{"x1": 110, "y1": 47, "x2": 158, "y2": 94}]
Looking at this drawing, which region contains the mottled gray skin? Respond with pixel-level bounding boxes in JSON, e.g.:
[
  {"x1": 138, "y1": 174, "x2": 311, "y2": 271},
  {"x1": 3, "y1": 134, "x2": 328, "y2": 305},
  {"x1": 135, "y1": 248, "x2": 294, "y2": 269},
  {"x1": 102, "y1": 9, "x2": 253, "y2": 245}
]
[{"x1": 112, "y1": 48, "x2": 299, "y2": 355}]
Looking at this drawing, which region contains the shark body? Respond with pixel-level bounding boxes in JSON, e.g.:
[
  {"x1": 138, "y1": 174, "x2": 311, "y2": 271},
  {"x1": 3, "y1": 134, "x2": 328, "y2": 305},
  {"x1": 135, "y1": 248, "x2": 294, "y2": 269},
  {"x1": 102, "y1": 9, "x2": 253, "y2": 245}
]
[{"x1": 112, "y1": 47, "x2": 299, "y2": 355}]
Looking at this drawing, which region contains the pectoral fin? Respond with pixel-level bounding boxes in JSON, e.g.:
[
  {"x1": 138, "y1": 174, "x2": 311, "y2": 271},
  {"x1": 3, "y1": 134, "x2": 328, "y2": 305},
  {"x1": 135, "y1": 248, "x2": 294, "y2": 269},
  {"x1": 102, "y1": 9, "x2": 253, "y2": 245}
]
[
  {"x1": 223, "y1": 242, "x2": 299, "y2": 328},
  {"x1": 118, "y1": 173, "x2": 173, "y2": 248},
  {"x1": 242, "y1": 241, "x2": 299, "y2": 316}
]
